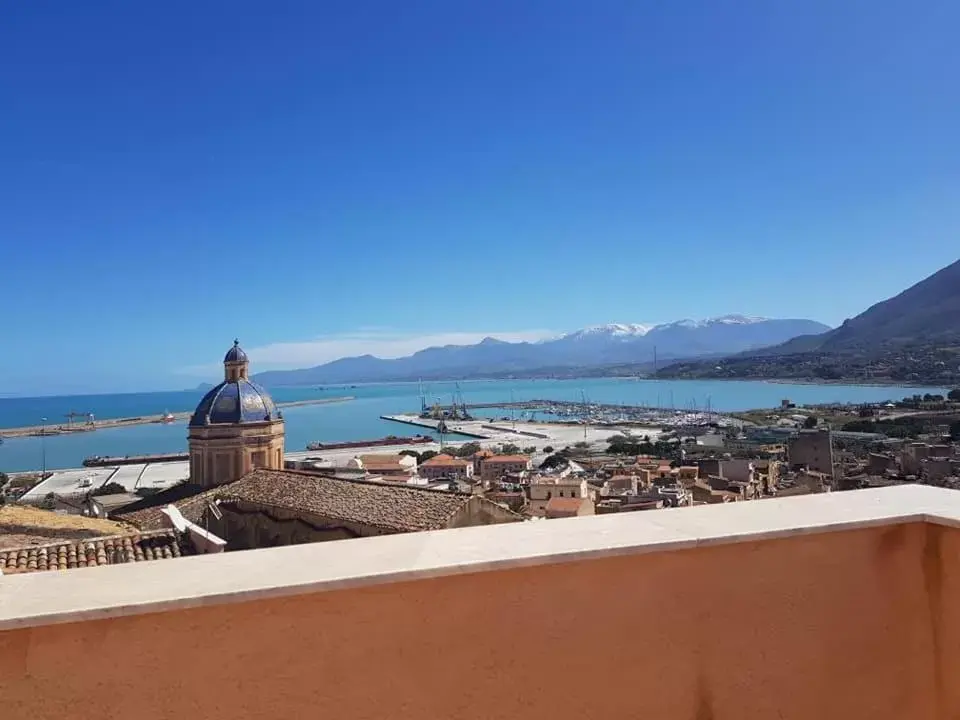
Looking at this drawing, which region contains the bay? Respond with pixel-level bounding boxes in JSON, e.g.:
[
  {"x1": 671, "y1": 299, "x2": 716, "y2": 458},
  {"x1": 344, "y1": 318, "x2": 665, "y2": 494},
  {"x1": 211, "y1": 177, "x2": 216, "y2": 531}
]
[{"x1": 0, "y1": 378, "x2": 946, "y2": 472}]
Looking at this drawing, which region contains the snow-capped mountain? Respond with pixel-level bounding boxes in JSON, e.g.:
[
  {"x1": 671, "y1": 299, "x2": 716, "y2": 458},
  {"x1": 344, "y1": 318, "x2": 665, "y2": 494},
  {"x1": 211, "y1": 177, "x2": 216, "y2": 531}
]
[
  {"x1": 560, "y1": 323, "x2": 654, "y2": 340},
  {"x1": 656, "y1": 314, "x2": 767, "y2": 330},
  {"x1": 253, "y1": 316, "x2": 831, "y2": 386}
]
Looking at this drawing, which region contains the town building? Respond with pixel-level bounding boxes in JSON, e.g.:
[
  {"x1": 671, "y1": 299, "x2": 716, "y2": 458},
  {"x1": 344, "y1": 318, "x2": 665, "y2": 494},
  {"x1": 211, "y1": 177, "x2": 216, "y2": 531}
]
[
  {"x1": 418, "y1": 454, "x2": 473, "y2": 481},
  {"x1": 901, "y1": 442, "x2": 954, "y2": 475},
  {"x1": 350, "y1": 453, "x2": 418, "y2": 481},
  {"x1": 480, "y1": 454, "x2": 531, "y2": 486},
  {"x1": 469, "y1": 448, "x2": 495, "y2": 475},
  {"x1": 528, "y1": 476, "x2": 590, "y2": 516},
  {"x1": 187, "y1": 341, "x2": 285, "y2": 487},
  {"x1": 787, "y1": 428, "x2": 835, "y2": 478}
]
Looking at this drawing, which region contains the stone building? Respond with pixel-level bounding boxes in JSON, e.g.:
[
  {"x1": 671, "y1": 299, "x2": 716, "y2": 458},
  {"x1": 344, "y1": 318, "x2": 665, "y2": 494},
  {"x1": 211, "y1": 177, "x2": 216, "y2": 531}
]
[
  {"x1": 544, "y1": 497, "x2": 595, "y2": 519},
  {"x1": 187, "y1": 341, "x2": 285, "y2": 487},
  {"x1": 528, "y1": 476, "x2": 590, "y2": 516},
  {"x1": 419, "y1": 454, "x2": 473, "y2": 481},
  {"x1": 787, "y1": 429, "x2": 835, "y2": 478},
  {"x1": 480, "y1": 455, "x2": 531, "y2": 486}
]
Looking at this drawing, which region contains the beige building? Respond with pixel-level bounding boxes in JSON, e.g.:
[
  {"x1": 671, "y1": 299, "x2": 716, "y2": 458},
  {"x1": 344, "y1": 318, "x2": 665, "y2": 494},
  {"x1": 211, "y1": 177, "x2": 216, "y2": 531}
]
[
  {"x1": 528, "y1": 476, "x2": 589, "y2": 515},
  {"x1": 351, "y1": 453, "x2": 418, "y2": 481},
  {"x1": 419, "y1": 454, "x2": 473, "y2": 481},
  {"x1": 480, "y1": 455, "x2": 531, "y2": 485},
  {"x1": 187, "y1": 341, "x2": 285, "y2": 488},
  {"x1": 545, "y1": 497, "x2": 595, "y2": 519}
]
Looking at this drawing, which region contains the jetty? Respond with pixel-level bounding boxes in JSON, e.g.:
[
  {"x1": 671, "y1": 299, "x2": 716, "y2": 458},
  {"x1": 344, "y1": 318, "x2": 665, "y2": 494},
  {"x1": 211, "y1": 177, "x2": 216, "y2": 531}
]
[
  {"x1": 380, "y1": 415, "x2": 490, "y2": 439},
  {"x1": 0, "y1": 396, "x2": 355, "y2": 440},
  {"x1": 305, "y1": 435, "x2": 434, "y2": 451},
  {"x1": 83, "y1": 452, "x2": 190, "y2": 468}
]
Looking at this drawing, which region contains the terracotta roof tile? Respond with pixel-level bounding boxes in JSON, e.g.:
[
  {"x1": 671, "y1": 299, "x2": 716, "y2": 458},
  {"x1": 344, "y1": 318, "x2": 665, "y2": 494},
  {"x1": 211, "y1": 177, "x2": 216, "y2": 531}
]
[
  {"x1": 545, "y1": 497, "x2": 588, "y2": 518},
  {"x1": 483, "y1": 455, "x2": 530, "y2": 464},
  {"x1": 0, "y1": 530, "x2": 193, "y2": 575},
  {"x1": 358, "y1": 454, "x2": 407, "y2": 464},
  {"x1": 421, "y1": 454, "x2": 469, "y2": 467}
]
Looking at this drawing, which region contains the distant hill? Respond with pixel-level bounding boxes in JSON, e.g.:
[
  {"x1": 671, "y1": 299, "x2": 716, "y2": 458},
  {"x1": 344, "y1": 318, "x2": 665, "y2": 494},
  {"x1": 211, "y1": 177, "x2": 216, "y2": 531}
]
[
  {"x1": 658, "y1": 258, "x2": 960, "y2": 384},
  {"x1": 774, "y1": 257, "x2": 960, "y2": 354},
  {"x1": 252, "y1": 316, "x2": 830, "y2": 386}
]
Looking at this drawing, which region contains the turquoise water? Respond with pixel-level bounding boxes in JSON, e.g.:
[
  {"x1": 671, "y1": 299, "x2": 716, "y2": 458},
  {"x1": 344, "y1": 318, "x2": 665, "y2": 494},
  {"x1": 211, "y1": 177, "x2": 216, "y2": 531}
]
[{"x1": 0, "y1": 378, "x2": 945, "y2": 472}]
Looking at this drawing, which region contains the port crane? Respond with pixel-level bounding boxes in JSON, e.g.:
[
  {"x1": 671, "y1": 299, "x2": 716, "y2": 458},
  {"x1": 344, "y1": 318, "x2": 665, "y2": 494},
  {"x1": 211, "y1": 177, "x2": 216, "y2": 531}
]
[{"x1": 64, "y1": 411, "x2": 95, "y2": 429}]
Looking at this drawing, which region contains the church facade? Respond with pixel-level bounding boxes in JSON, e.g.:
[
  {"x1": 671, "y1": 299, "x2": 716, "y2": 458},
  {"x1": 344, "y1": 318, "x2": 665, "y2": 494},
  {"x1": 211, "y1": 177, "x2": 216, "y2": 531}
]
[{"x1": 187, "y1": 341, "x2": 285, "y2": 487}]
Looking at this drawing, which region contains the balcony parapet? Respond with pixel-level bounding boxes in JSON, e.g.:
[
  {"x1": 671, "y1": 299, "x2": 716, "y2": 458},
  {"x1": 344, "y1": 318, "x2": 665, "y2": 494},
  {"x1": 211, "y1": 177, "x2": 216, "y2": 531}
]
[{"x1": 2, "y1": 484, "x2": 958, "y2": 631}]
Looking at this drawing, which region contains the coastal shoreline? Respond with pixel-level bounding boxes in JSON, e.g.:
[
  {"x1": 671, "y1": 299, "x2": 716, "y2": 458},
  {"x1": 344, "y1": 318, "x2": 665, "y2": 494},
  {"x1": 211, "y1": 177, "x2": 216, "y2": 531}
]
[
  {"x1": 653, "y1": 375, "x2": 948, "y2": 391},
  {"x1": 0, "y1": 396, "x2": 354, "y2": 439}
]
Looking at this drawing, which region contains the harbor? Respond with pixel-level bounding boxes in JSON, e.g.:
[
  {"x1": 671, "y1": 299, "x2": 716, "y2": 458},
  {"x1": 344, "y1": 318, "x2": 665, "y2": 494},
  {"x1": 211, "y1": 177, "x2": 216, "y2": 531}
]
[{"x1": 0, "y1": 378, "x2": 941, "y2": 474}]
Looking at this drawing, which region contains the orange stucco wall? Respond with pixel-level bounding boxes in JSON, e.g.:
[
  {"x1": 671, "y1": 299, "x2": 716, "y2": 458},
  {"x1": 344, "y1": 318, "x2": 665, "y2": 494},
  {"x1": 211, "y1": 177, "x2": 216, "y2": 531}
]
[{"x1": 1, "y1": 522, "x2": 956, "y2": 720}]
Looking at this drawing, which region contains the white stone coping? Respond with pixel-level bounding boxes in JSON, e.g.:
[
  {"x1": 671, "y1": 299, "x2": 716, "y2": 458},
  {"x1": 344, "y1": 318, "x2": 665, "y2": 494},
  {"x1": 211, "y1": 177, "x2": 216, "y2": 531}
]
[{"x1": 2, "y1": 485, "x2": 960, "y2": 631}]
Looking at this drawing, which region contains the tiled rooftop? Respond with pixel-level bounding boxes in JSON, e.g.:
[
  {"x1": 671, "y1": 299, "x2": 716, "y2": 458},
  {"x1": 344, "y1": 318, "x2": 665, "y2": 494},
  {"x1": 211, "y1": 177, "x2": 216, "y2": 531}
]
[
  {"x1": 0, "y1": 530, "x2": 192, "y2": 574},
  {"x1": 545, "y1": 497, "x2": 588, "y2": 517},
  {"x1": 420, "y1": 454, "x2": 469, "y2": 466},
  {"x1": 118, "y1": 468, "x2": 485, "y2": 533},
  {"x1": 0, "y1": 504, "x2": 133, "y2": 550}
]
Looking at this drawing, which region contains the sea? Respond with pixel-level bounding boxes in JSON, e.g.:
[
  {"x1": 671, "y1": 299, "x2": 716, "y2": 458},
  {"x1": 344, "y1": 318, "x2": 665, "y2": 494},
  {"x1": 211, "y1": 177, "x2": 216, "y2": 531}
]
[{"x1": 0, "y1": 378, "x2": 947, "y2": 473}]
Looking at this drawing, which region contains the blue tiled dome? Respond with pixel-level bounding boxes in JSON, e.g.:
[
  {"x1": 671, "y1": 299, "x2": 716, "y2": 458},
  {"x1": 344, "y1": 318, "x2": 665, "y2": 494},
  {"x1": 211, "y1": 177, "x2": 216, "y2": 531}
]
[
  {"x1": 224, "y1": 339, "x2": 248, "y2": 364},
  {"x1": 189, "y1": 379, "x2": 280, "y2": 427}
]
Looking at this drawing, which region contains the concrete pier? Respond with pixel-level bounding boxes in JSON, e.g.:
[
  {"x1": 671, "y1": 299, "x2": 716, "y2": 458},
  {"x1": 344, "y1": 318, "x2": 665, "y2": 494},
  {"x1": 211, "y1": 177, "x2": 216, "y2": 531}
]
[{"x1": 379, "y1": 415, "x2": 489, "y2": 439}]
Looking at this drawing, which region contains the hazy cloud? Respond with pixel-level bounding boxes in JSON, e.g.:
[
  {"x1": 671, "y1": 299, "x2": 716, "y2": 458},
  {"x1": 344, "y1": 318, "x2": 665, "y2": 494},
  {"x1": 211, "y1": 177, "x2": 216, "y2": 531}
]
[{"x1": 178, "y1": 328, "x2": 559, "y2": 378}]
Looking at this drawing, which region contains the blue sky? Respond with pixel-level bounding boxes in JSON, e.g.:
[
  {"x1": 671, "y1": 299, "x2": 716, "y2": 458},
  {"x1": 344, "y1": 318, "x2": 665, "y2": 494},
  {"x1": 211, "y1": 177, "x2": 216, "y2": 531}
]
[{"x1": 1, "y1": 1, "x2": 958, "y2": 395}]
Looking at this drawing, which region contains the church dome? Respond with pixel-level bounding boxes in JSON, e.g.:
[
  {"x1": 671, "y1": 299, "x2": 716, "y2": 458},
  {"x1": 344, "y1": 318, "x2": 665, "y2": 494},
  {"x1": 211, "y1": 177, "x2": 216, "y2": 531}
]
[
  {"x1": 224, "y1": 339, "x2": 248, "y2": 364},
  {"x1": 189, "y1": 378, "x2": 279, "y2": 426},
  {"x1": 189, "y1": 340, "x2": 281, "y2": 427}
]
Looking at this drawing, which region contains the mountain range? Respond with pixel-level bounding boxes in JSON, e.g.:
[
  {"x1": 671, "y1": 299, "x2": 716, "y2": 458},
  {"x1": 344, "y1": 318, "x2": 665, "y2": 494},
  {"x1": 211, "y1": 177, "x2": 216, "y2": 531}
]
[
  {"x1": 252, "y1": 315, "x2": 831, "y2": 386},
  {"x1": 658, "y1": 258, "x2": 960, "y2": 384}
]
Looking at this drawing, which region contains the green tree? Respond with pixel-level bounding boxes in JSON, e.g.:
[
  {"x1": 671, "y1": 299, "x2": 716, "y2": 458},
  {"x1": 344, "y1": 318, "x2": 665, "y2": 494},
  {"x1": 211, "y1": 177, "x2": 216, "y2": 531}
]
[
  {"x1": 951, "y1": 421, "x2": 960, "y2": 441},
  {"x1": 498, "y1": 443, "x2": 521, "y2": 455},
  {"x1": 803, "y1": 416, "x2": 818, "y2": 429},
  {"x1": 452, "y1": 442, "x2": 481, "y2": 457},
  {"x1": 419, "y1": 450, "x2": 438, "y2": 462},
  {"x1": 542, "y1": 446, "x2": 554, "y2": 454},
  {"x1": 948, "y1": 388, "x2": 960, "y2": 402},
  {"x1": 91, "y1": 481, "x2": 127, "y2": 497},
  {"x1": 0, "y1": 471, "x2": 8, "y2": 490},
  {"x1": 539, "y1": 454, "x2": 569, "y2": 470}
]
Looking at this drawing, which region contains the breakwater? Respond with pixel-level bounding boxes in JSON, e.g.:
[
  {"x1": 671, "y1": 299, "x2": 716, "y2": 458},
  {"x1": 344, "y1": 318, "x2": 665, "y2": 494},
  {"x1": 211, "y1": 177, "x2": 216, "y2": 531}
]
[{"x1": 0, "y1": 397, "x2": 355, "y2": 439}]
